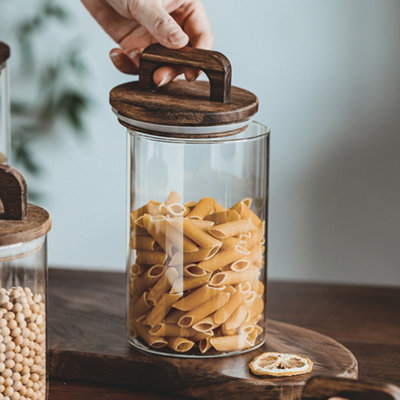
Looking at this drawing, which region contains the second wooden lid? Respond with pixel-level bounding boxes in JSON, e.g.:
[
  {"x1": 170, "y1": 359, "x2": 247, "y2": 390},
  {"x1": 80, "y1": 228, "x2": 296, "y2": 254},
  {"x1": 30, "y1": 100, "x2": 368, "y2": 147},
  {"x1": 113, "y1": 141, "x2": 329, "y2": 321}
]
[
  {"x1": 0, "y1": 165, "x2": 51, "y2": 247},
  {"x1": 110, "y1": 45, "x2": 258, "y2": 137}
]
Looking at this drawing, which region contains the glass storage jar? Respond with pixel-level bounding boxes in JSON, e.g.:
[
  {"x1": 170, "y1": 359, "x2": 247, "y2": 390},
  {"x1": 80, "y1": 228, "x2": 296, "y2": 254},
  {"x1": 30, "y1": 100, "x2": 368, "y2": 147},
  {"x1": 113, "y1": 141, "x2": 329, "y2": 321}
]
[
  {"x1": 110, "y1": 45, "x2": 269, "y2": 357},
  {"x1": 1, "y1": 41, "x2": 51, "y2": 399}
]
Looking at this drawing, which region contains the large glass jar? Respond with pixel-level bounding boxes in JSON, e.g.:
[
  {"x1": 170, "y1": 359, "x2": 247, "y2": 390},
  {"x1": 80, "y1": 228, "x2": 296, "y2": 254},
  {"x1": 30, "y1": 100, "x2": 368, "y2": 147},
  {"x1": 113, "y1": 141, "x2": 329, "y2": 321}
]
[{"x1": 111, "y1": 45, "x2": 269, "y2": 357}]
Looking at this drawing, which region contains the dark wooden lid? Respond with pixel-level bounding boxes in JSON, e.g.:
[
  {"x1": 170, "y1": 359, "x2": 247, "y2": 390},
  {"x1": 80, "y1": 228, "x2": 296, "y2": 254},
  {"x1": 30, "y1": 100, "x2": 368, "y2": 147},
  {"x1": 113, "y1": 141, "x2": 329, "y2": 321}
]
[
  {"x1": 109, "y1": 45, "x2": 258, "y2": 136},
  {"x1": 0, "y1": 164, "x2": 51, "y2": 246},
  {"x1": 0, "y1": 41, "x2": 10, "y2": 65}
]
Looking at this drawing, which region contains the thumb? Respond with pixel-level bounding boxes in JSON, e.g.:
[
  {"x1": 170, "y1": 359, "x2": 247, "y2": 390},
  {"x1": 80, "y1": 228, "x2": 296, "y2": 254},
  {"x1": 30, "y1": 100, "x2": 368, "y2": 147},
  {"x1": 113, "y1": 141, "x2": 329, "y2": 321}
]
[{"x1": 133, "y1": 2, "x2": 189, "y2": 48}]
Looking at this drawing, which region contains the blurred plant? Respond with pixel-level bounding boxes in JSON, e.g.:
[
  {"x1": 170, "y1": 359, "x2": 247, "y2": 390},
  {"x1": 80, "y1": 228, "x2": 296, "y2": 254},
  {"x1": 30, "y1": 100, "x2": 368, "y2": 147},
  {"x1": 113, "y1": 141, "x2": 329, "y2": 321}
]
[{"x1": 1, "y1": 0, "x2": 91, "y2": 180}]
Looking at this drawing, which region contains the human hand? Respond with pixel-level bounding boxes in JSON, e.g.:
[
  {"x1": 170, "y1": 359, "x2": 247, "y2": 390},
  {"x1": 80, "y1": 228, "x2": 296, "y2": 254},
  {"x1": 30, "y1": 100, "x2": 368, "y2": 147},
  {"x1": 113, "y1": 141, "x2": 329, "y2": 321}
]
[{"x1": 82, "y1": 0, "x2": 213, "y2": 86}]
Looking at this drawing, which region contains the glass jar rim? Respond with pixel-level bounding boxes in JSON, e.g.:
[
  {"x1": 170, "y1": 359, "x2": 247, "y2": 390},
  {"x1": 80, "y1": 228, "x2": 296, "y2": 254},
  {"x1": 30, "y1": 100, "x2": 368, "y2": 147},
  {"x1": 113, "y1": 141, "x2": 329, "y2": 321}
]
[{"x1": 126, "y1": 120, "x2": 270, "y2": 144}]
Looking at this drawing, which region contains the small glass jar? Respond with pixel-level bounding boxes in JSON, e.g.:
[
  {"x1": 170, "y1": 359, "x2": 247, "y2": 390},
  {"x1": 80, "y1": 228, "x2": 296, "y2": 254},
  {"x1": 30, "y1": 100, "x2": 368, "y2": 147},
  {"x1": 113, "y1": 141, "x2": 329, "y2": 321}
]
[
  {"x1": 111, "y1": 45, "x2": 269, "y2": 357},
  {"x1": 1, "y1": 41, "x2": 51, "y2": 399}
]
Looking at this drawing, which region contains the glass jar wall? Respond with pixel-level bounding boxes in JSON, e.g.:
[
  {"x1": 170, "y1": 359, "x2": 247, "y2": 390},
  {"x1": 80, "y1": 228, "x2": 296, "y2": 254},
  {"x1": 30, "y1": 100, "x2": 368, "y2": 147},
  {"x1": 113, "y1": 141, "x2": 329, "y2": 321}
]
[
  {"x1": 126, "y1": 122, "x2": 269, "y2": 357},
  {"x1": 0, "y1": 236, "x2": 47, "y2": 399}
]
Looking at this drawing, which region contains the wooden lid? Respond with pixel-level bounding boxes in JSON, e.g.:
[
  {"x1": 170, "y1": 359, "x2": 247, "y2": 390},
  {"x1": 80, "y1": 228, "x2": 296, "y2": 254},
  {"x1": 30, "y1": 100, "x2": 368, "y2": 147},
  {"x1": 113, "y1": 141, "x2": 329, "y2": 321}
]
[
  {"x1": 110, "y1": 44, "x2": 258, "y2": 137},
  {"x1": 0, "y1": 41, "x2": 10, "y2": 65},
  {"x1": 0, "y1": 164, "x2": 51, "y2": 246}
]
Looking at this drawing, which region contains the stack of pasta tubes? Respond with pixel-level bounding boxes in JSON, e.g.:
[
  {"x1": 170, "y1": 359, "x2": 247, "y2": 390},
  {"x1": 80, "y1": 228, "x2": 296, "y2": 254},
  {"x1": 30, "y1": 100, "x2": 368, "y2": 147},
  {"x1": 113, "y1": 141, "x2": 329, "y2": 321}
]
[{"x1": 129, "y1": 191, "x2": 265, "y2": 354}]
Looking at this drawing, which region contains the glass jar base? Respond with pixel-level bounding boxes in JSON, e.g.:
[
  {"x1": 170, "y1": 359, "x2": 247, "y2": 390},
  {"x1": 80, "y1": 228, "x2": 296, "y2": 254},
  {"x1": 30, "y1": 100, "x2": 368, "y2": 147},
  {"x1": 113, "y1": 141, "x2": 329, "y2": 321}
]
[{"x1": 128, "y1": 337, "x2": 265, "y2": 359}]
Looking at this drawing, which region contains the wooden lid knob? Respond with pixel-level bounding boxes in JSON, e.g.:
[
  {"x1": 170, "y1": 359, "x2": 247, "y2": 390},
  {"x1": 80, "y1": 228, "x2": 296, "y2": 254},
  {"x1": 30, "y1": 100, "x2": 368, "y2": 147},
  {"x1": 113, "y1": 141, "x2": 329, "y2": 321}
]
[{"x1": 0, "y1": 164, "x2": 51, "y2": 246}]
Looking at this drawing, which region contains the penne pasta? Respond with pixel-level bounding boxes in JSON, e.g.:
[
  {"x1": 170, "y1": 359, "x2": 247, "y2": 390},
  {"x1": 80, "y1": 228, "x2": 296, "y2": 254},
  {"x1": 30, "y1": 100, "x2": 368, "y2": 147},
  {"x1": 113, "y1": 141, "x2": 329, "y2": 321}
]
[
  {"x1": 147, "y1": 267, "x2": 179, "y2": 305},
  {"x1": 198, "y1": 246, "x2": 250, "y2": 272},
  {"x1": 246, "y1": 296, "x2": 264, "y2": 322},
  {"x1": 222, "y1": 304, "x2": 248, "y2": 331},
  {"x1": 221, "y1": 325, "x2": 238, "y2": 336},
  {"x1": 146, "y1": 200, "x2": 162, "y2": 215},
  {"x1": 204, "y1": 210, "x2": 241, "y2": 224},
  {"x1": 230, "y1": 260, "x2": 250, "y2": 272},
  {"x1": 254, "y1": 280, "x2": 264, "y2": 296},
  {"x1": 183, "y1": 264, "x2": 208, "y2": 278},
  {"x1": 187, "y1": 197, "x2": 215, "y2": 219},
  {"x1": 130, "y1": 235, "x2": 157, "y2": 251},
  {"x1": 169, "y1": 218, "x2": 222, "y2": 250},
  {"x1": 224, "y1": 285, "x2": 237, "y2": 295},
  {"x1": 241, "y1": 197, "x2": 253, "y2": 208},
  {"x1": 144, "y1": 292, "x2": 182, "y2": 326},
  {"x1": 191, "y1": 330, "x2": 214, "y2": 341},
  {"x1": 167, "y1": 337, "x2": 195, "y2": 352},
  {"x1": 213, "y1": 201, "x2": 228, "y2": 213},
  {"x1": 199, "y1": 338, "x2": 212, "y2": 353},
  {"x1": 210, "y1": 335, "x2": 252, "y2": 352},
  {"x1": 209, "y1": 267, "x2": 259, "y2": 287},
  {"x1": 130, "y1": 291, "x2": 152, "y2": 319},
  {"x1": 192, "y1": 316, "x2": 218, "y2": 332},
  {"x1": 185, "y1": 200, "x2": 197, "y2": 208},
  {"x1": 164, "y1": 191, "x2": 180, "y2": 205},
  {"x1": 142, "y1": 214, "x2": 170, "y2": 255},
  {"x1": 135, "y1": 250, "x2": 167, "y2": 266},
  {"x1": 241, "y1": 224, "x2": 264, "y2": 249},
  {"x1": 130, "y1": 263, "x2": 142, "y2": 277},
  {"x1": 166, "y1": 202, "x2": 186, "y2": 217},
  {"x1": 221, "y1": 236, "x2": 243, "y2": 250},
  {"x1": 169, "y1": 247, "x2": 218, "y2": 267},
  {"x1": 213, "y1": 291, "x2": 244, "y2": 325},
  {"x1": 236, "y1": 282, "x2": 251, "y2": 294},
  {"x1": 178, "y1": 291, "x2": 230, "y2": 328},
  {"x1": 129, "y1": 194, "x2": 266, "y2": 354},
  {"x1": 190, "y1": 219, "x2": 215, "y2": 230},
  {"x1": 208, "y1": 219, "x2": 257, "y2": 240},
  {"x1": 231, "y1": 201, "x2": 262, "y2": 227},
  {"x1": 164, "y1": 309, "x2": 186, "y2": 324},
  {"x1": 170, "y1": 272, "x2": 211, "y2": 293},
  {"x1": 135, "y1": 264, "x2": 165, "y2": 292},
  {"x1": 132, "y1": 317, "x2": 168, "y2": 348},
  {"x1": 172, "y1": 284, "x2": 222, "y2": 311},
  {"x1": 149, "y1": 323, "x2": 196, "y2": 338},
  {"x1": 130, "y1": 205, "x2": 148, "y2": 227}
]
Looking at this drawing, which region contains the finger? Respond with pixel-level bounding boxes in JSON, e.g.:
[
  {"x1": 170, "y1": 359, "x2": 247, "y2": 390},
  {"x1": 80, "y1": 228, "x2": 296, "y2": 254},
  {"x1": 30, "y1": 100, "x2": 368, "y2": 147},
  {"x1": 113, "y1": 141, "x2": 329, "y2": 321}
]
[
  {"x1": 82, "y1": 0, "x2": 138, "y2": 44},
  {"x1": 153, "y1": 66, "x2": 185, "y2": 87},
  {"x1": 109, "y1": 48, "x2": 139, "y2": 74},
  {"x1": 129, "y1": 1, "x2": 189, "y2": 48},
  {"x1": 172, "y1": 1, "x2": 214, "y2": 81}
]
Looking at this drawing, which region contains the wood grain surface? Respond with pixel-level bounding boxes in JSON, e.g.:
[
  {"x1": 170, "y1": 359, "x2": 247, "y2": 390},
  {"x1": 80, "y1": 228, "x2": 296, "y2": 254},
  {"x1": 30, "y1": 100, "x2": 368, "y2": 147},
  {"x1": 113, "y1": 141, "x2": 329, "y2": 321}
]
[
  {"x1": 0, "y1": 165, "x2": 51, "y2": 245},
  {"x1": 48, "y1": 269, "x2": 358, "y2": 400},
  {"x1": 139, "y1": 44, "x2": 232, "y2": 103}
]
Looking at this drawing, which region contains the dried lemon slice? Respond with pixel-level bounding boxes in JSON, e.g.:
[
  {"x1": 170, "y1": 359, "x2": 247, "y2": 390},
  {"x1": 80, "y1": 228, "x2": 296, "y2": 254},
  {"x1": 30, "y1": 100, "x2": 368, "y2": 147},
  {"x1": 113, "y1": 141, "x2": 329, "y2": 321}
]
[{"x1": 249, "y1": 352, "x2": 313, "y2": 377}]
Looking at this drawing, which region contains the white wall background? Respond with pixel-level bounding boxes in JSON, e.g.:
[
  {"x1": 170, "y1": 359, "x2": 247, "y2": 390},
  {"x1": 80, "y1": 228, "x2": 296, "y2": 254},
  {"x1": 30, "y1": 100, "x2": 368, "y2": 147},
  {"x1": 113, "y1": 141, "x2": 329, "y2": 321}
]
[{"x1": 6, "y1": 1, "x2": 400, "y2": 285}]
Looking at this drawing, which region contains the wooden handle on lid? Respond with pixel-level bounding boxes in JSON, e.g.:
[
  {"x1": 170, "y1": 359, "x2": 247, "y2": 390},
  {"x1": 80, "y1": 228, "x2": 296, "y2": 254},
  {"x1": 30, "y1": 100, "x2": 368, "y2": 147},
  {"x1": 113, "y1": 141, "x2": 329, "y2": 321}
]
[
  {"x1": 139, "y1": 44, "x2": 231, "y2": 103},
  {"x1": 302, "y1": 376, "x2": 400, "y2": 399},
  {"x1": 0, "y1": 41, "x2": 10, "y2": 64},
  {"x1": 0, "y1": 164, "x2": 27, "y2": 220}
]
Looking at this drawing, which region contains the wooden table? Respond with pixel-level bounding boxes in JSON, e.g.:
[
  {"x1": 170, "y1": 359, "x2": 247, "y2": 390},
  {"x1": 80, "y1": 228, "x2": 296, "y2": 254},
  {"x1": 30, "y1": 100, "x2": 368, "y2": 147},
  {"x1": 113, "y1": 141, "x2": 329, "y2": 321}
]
[{"x1": 47, "y1": 269, "x2": 400, "y2": 399}]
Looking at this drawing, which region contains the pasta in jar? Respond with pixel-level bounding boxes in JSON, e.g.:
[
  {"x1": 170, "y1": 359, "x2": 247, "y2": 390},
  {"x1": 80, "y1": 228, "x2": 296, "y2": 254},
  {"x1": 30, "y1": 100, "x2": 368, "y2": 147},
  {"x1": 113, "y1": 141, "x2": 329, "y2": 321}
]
[{"x1": 128, "y1": 192, "x2": 266, "y2": 356}]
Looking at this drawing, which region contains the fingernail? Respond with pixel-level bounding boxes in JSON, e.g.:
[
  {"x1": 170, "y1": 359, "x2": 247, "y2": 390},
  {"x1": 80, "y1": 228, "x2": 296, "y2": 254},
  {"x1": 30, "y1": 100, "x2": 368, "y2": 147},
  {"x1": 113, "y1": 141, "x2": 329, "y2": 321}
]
[
  {"x1": 168, "y1": 29, "x2": 187, "y2": 45},
  {"x1": 157, "y1": 76, "x2": 169, "y2": 87},
  {"x1": 110, "y1": 52, "x2": 119, "y2": 58},
  {"x1": 129, "y1": 50, "x2": 140, "y2": 60}
]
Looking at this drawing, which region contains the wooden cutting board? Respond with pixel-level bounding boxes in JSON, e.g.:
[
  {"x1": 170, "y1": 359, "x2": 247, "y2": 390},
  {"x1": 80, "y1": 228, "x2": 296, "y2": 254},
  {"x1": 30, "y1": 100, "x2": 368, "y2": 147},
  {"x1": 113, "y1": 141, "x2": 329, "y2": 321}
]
[{"x1": 48, "y1": 269, "x2": 358, "y2": 400}]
